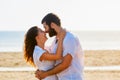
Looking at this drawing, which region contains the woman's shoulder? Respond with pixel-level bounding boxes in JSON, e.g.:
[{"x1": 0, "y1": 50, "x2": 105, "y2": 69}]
[{"x1": 34, "y1": 46, "x2": 45, "y2": 53}]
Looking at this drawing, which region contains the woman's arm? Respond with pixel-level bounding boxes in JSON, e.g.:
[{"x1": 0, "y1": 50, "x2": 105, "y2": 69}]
[{"x1": 40, "y1": 30, "x2": 66, "y2": 61}]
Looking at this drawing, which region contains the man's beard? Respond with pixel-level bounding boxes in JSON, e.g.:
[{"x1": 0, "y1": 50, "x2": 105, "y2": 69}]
[{"x1": 48, "y1": 28, "x2": 57, "y2": 37}]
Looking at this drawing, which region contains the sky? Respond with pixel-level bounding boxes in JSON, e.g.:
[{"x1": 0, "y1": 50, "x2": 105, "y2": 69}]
[{"x1": 0, "y1": 0, "x2": 120, "y2": 31}]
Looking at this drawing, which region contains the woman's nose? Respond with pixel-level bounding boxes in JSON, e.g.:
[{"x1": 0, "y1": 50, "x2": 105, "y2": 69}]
[{"x1": 43, "y1": 32, "x2": 46, "y2": 35}]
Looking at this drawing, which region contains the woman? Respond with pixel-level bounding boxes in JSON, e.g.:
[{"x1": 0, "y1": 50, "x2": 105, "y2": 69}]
[{"x1": 23, "y1": 26, "x2": 65, "y2": 80}]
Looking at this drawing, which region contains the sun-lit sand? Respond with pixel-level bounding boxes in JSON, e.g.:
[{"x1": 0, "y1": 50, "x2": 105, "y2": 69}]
[
  {"x1": 0, "y1": 50, "x2": 120, "y2": 67},
  {"x1": 84, "y1": 50, "x2": 120, "y2": 66},
  {"x1": 0, "y1": 50, "x2": 120, "y2": 80}
]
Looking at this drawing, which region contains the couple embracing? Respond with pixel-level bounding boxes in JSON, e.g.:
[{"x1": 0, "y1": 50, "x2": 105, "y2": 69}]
[{"x1": 23, "y1": 13, "x2": 84, "y2": 80}]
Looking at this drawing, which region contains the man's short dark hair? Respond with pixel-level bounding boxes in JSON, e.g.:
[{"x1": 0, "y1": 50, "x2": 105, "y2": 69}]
[{"x1": 41, "y1": 13, "x2": 61, "y2": 27}]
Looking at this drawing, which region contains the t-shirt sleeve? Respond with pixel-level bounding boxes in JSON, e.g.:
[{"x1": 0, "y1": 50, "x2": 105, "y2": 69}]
[
  {"x1": 63, "y1": 37, "x2": 77, "y2": 58},
  {"x1": 35, "y1": 48, "x2": 46, "y2": 61}
]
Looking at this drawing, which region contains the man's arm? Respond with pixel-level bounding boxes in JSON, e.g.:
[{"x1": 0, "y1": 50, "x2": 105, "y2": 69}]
[
  {"x1": 46, "y1": 54, "x2": 72, "y2": 75},
  {"x1": 35, "y1": 54, "x2": 72, "y2": 79}
]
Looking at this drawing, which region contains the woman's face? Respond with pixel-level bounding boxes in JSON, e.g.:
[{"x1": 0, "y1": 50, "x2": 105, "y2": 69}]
[{"x1": 36, "y1": 28, "x2": 48, "y2": 44}]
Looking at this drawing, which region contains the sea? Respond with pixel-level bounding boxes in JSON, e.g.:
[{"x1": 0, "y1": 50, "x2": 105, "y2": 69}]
[{"x1": 0, "y1": 31, "x2": 120, "y2": 52}]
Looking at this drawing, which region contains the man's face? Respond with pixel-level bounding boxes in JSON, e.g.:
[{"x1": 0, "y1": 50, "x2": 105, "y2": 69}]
[{"x1": 43, "y1": 22, "x2": 57, "y2": 37}]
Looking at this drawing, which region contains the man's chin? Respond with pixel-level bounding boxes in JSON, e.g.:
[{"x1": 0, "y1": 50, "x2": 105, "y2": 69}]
[
  {"x1": 49, "y1": 34, "x2": 56, "y2": 37},
  {"x1": 48, "y1": 28, "x2": 57, "y2": 37},
  {"x1": 48, "y1": 31, "x2": 57, "y2": 37}
]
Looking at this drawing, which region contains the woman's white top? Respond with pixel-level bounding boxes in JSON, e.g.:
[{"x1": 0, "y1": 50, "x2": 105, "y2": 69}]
[{"x1": 33, "y1": 46, "x2": 58, "y2": 80}]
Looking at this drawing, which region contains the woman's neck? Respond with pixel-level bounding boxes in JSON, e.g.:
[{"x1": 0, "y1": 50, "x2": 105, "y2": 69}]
[{"x1": 37, "y1": 42, "x2": 44, "y2": 49}]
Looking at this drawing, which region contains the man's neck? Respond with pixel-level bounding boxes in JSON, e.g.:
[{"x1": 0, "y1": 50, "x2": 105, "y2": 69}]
[{"x1": 56, "y1": 27, "x2": 63, "y2": 39}]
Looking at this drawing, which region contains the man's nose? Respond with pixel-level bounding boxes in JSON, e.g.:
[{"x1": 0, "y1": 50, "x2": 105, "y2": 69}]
[{"x1": 44, "y1": 30, "x2": 49, "y2": 33}]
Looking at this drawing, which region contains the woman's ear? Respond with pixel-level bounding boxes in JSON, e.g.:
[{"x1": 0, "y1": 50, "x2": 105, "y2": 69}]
[{"x1": 35, "y1": 36, "x2": 38, "y2": 41}]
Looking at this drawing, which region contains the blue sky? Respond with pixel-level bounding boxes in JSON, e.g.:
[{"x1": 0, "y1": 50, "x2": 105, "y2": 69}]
[{"x1": 0, "y1": 0, "x2": 120, "y2": 31}]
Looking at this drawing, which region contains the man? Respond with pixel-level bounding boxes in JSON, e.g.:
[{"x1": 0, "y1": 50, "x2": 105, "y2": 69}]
[{"x1": 35, "y1": 13, "x2": 84, "y2": 80}]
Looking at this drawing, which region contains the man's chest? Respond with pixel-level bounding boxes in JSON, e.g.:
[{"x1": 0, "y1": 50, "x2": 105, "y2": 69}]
[{"x1": 51, "y1": 43, "x2": 58, "y2": 53}]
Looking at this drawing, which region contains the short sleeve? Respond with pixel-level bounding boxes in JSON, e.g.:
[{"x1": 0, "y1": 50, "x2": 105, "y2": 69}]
[
  {"x1": 34, "y1": 47, "x2": 46, "y2": 61},
  {"x1": 63, "y1": 38, "x2": 77, "y2": 58}
]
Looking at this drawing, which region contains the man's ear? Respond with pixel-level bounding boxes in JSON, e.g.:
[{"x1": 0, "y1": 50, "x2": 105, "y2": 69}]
[{"x1": 51, "y1": 22, "x2": 56, "y2": 28}]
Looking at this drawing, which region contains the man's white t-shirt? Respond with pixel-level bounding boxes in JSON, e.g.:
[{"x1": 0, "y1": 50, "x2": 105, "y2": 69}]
[
  {"x1": 50, "y1": 32, "x2": 84, "y2": 80},
  {"x1": 33, "y1": 46, "x2": 58, "y2": 80}
]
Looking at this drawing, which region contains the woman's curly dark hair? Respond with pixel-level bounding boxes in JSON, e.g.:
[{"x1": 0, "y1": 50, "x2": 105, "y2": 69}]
[{"x1": 23, "y1": 26, "x2": 38, "y2": 66}]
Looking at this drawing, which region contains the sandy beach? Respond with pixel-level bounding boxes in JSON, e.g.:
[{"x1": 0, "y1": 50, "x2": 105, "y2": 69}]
[
  {"x1": 0, "y1": 50, "x2": 120, "y2": 67},
  {"x1": 0, "y1": 50, "x2": 120, "y2": 80}
]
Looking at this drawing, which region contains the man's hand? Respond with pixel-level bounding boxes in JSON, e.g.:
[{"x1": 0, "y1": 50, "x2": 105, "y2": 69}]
[{"x1": 35, "y1": 69, "x2": 48, "y2": 80}]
